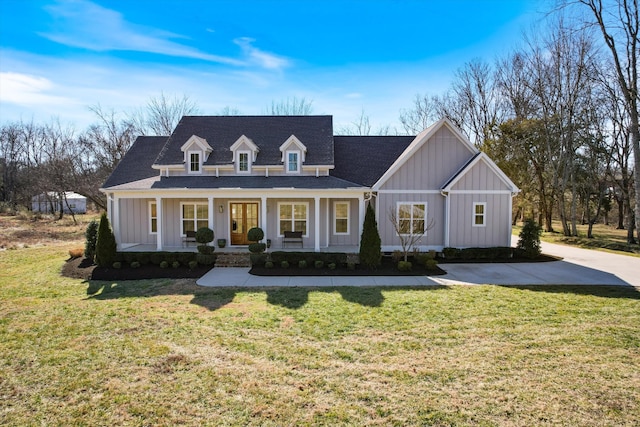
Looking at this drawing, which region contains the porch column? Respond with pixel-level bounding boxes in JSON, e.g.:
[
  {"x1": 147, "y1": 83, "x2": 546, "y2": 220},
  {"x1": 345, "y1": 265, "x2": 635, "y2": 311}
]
[
  {"x1": 156, "y1": 196, "x2": 163, "y2": 251},
  {"x1": 358, "y1": 194, "x2": 365, "y2": 239},
  {"x1": 443, "y1": 192, "x2": 450, "y2": 247},
  {"x1": 261, "y1": 196, "x2": 267, "y2": 245},
  {"x1": 325, "y1": 199, "x2": 330, "y2": 249},
  {"x1": 208, "y1": 196, "x2": 214, "y2": 230},
  {"x1": 314, "y1": 196, "x2": 320, "y2": 252},
  {"x1": 113, "y1": 194, "x2": 120, "y2": 249}
]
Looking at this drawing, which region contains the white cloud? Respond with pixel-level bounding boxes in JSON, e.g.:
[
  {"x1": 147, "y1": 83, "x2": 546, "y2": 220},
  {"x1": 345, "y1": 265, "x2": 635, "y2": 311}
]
[
  {"x1": 234, "y1": 37, "x2": 291, "y2": 70},
  {"x1": 0, "y1": 71, "x2": 78, "y2": 107},
  {"x1": 41, "y1": 0, "x2": 244, "y2": 66}
]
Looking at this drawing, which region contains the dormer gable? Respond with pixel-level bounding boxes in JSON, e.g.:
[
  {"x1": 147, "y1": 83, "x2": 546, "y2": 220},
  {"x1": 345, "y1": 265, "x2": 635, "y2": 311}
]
[
  {"x1": 279, "y1": 135, "x2": 307, "y2": 173},
  {"x1": 180, "y1": 135, "x2": 213, "y2": 162},
  {"x1": 229, "y1": 135, "x2": 260, "y2": 173}
]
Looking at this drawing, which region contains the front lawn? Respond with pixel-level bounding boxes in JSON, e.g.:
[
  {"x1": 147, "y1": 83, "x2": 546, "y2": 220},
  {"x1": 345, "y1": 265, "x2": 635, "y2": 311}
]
[{"x1": 1, "y1": 244, "x2": 639, "y2": 426}]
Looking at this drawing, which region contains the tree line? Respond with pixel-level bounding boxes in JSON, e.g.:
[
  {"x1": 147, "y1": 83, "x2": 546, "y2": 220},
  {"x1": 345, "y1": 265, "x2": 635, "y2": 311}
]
[{"x1": 1, "y1": 1, "x2": 637, "y2": 242}]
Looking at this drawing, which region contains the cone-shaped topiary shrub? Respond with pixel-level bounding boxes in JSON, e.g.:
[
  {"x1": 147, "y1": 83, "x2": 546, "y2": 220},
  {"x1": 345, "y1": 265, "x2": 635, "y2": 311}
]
[
  {"x1": 84, "y1": 219, "x2": 98, "y2": 262},
  {"x1": 517, "y1": 219, "x2": 542, "y2": 259},
  {"x1": 95, "y1": 212, "x2": 117, "y2": 267},
  {"x1": 359, "y1": 204, "x2": 382, "y2": 269}
]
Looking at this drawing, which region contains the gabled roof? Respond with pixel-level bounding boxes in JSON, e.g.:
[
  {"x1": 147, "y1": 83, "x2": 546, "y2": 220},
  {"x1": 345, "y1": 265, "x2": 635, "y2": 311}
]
[
  {"x1": 102, "y1": 136, "x2": 168, "y2": 189},
  {"x1": 442, "y1": 152, "x2": 520, "y2": 193},
  {"x1": 372, "y1": 118, "x2": 478, "y2": 190},
  {"x1": 154, "y1": 116, "x2": 334, "y2": 166},
  {"x1": 332, "y1": 135, "x2": 415, "y2": 187}
]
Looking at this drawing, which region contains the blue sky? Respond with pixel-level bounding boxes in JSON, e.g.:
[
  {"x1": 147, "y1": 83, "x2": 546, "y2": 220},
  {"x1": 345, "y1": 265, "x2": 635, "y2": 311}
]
[{"x1": 0, "y1": 0, "x2": 545, "y2": 132}]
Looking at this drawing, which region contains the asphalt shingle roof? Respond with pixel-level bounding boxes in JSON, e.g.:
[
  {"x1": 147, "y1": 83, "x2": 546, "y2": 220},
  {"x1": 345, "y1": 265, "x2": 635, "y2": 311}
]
[
  {"x1": 332, "y1": 135, "x2": 415, "y2": 187},
  {"x1": 102, "y1": 136, "x2": 168, "y2": 188},
  {"x1": 155, "y1": 116, "x2": 334, "y2": 166}
]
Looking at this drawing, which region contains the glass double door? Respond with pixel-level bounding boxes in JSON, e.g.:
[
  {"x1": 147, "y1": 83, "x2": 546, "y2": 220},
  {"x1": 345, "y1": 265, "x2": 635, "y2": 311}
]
[{"x1": 230, "y1": 202, "x2": 259, "y2": 245}]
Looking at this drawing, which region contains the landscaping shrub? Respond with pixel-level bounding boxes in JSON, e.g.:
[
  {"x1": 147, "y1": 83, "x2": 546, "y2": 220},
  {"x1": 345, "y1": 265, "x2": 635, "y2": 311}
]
[
  {"x1": 281, "y1": 261, "x2": 289, "y2": 269},
  {"x1": 413, "y1": 252, "x2": 430, "y2": 267},
  {"x1": 112, "y1": 261, "x2": 122, "y2": 269},
  {"x1": 160, "y1": 261, "x2": 169, "y2": 269},
  {"x1": 265, "y1": 261, "x2": 274, "y2": 269},
  {"x1": 518, "y1": 219, "x2": 542, "y2": 259},
  {"x1": 188, "y1": 260, "x2": 198, "y2": 269},
  {"x1": 328, "y1": 262, "x2": 336, "y2": 270},
  {"x1": 347, "y1": 262, "x2": 356, "y2": 270},
  {"x1": 298, "y1": 260, "x2": 307, "y2": 269},
  {"x1": 95, "y1": 212, "x2": 117, "y2": 267},
  {"x1": 177, "y1": 253, "x2": 194, "y2": 266},
  {"x1": 197, "y1": 244, "x2": 215, "y2": 255},
  {"x1": 397, "y1": 260, "x2": 412, "y2": 271},
  {"x1": 196, "y1": 227, "x2": 214, "y2": 245},
  {"x1": 391, "y1": 250, "x2": 403, "y2": 263},
  {"x1": 84, "y1": 219, "x2": 98, "y2": 261},
  {"x1": 196, "y1": 253, "x2": 216, "y2": 265},
  {"x1": 314, "y1": 260, "x2": 324, "y2": 269},
  {"x1": 131, "y1": 261, "x2": 141, "y2": 268},
  {"x1": 359, "y1": 204, "x2": 381, "y2": 269},
  {"x1": 425, "y1": 259, "x2": 438, "y2": 270},
  {"x1": 137, "y1": 253, "x2": 151, "y2": 265},
  {"x1": 247, "y1": 227, "x2": 265, "y2": 242},
  {"x1": 150, "y1": 253, "x2": 163, "y2": 265},
  {"x1": 442, "y1": 247, "x2": 461, "y2": 259},
  {"x1": 250, "y1": 253, "x2": 267, "y2": 266},
  {"x1": 248, "y1": 242, "x2": 267, "y2": 253},
  {"x1": 172, "y1": 261, "x2": 180, "y2": 269},
  {"x1": 123, "y1": 252, "x2": 135, "y2": 264}
]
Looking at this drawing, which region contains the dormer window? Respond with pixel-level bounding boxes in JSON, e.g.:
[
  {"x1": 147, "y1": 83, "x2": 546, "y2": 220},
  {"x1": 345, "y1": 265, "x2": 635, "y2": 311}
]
[
  {"x1": 238, "y1": 151, "x2": 250, "y2": 173},
  {"x1": 230, "y1": 135, "x2": 259, "y2": 174},
  {"x1": 286, "y1": 151, "x2": 300, "y2": 173},
  {"x1": 279, "y1": 135, "x2": 307, "y2": 174},
  {"x1": 188, "y1": 151, "x2": 201, "y2": 174},
  {"x1": 181, "y1": 135, "x2": 212, "y2": 175}
]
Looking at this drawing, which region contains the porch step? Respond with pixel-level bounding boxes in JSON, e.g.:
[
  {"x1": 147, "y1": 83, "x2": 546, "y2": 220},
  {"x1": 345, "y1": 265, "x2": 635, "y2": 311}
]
[{"x1": 214, "y1": 252, "x2": 252, "y2": 268}]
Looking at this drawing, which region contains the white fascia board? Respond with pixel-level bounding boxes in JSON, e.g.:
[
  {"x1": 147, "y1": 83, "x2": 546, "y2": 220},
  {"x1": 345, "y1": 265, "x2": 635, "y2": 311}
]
[
  {"x1": 372, "y1": 118, "x2": 478, "y2": 191},
  {"x1": 279, "y1": 135, "x2": 307, "y2": 162},
  {"x1": 152, "y1": 164, "x2": 183, "y2": 170},
  {"x1": 105, "y1": 188, "x2": 367, "y2": 199}
]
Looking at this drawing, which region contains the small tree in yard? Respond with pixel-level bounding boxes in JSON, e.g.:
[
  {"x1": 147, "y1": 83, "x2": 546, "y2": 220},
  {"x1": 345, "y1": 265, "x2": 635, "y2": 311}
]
[
  {"x1": 359, "y1": 204, "x2": 382, "y2": 269},
  {"x1": 389, "y1": 205, "x2": 434, "y2": 263},
  {"x1": 84, "y1": 219, "x2": 98, "y2": 262},
  {"x1": 95, "y1": 212, "x2": 117, "y2": 267},
  {"x1": 517, "y1": 219, "x2": 542, "y2": 259}
]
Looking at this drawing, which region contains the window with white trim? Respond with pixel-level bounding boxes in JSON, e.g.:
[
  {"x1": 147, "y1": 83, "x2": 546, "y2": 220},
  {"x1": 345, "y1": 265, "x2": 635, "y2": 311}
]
[
  {"x1": 238, "y1": 151, "x2": 250, "y2": 173},
  {"x1": 278, "y1": 202, "x2": 308, "y2": 236},
  {"x1": 333, "y1": 201, "x2": 350, "y2": 235},
  {"x1": 149, "y1": 201, "x2": 157, "y2": 234},
  {"x1": 286, "y1": 151, "x2": 300, "y2": 173},
  {"x1": 188, "y1": 151, "x2": 201, "y2": 173},
  {"x1": 181, "y1": 202, "x2": 208, "y2": 235},
  {"x1": 397, "y1": 202, "x2": 426, "y2": 235},
  {"x1": 473, "y1": 202, "x2": 486, "y2": 227}
]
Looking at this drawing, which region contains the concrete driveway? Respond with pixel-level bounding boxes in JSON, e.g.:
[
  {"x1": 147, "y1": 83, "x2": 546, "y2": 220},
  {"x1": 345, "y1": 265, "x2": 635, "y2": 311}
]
[
  {"x1": 197, "y1": 240, "x2": 640, "y2": 288},
  {"x1": 434, "y1": 239, "x2": 640, "y2": 287}
]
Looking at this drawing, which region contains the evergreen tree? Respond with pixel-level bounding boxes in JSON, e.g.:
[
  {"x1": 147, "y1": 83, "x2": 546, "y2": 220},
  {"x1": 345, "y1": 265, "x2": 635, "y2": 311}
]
[
  {"x1": 359, "y1": 203, "x2": 382, "y2": 269},
  {"x1": 517, "y1": 219, "x2": 542, "y2": 259},
  {"x1": 84, "y1": 219, "x2": 98, "y2": 262},
  {"x1": 95, "y1": 212, "x2": 117, "y2": 267}
]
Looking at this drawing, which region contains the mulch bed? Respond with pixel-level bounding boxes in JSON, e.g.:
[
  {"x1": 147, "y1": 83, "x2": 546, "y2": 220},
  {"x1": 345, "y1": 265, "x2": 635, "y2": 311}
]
[{"x1": 61, "y1": 257, "x2": 213, "y2": 281}]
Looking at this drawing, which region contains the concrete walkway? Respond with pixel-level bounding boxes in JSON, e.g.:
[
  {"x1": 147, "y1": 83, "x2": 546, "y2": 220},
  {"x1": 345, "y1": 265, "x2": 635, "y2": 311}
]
[{"x1": 197, "y1": 240, "x2": 640, "y2": 288}]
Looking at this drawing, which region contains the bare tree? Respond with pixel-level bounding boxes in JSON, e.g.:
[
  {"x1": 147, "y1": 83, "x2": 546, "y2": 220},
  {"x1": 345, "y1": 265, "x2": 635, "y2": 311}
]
[
  {"x1": 569, "y1": 0, "x2": 639, "y2": 242},
  {"x1": 264, "y1": 97, "x2": 313, "y2": 115},
  {"x1": 399, "y1": 94, "x2": 439, "y2": 134},
  {"x1": 388, "y1": 206, "x2": 434, "y2": 262},
  {"x1": 131, "y1": 92, "x2": 200, "y2": 135}
]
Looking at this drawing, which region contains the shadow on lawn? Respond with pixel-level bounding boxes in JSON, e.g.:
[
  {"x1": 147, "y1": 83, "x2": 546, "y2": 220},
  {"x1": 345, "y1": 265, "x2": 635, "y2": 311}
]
[
  {"x1": 86, "y1": 279, "x2": 447, "y2": 311},
  {"x1": 497, "y1": 285, "x2": 640, "y2": 300}
]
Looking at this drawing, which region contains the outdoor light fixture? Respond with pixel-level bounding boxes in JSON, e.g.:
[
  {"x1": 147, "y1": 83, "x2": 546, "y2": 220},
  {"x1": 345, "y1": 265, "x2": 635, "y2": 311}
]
[{"x1": 219, "y1": 205, "x2": 223, "y2": 213}]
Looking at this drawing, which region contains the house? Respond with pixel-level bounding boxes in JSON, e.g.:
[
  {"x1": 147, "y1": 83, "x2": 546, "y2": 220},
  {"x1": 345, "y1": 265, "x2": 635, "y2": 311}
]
[
  {"x1": 32, "y1": 191, "x2": 87, "y2": 214},
  {"x1": 101, "y1": 116, "x2": 518, "y2": 252}
]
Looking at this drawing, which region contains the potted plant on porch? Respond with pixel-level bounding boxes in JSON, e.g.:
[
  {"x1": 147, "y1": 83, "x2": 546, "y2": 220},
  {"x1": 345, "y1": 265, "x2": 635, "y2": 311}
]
[{"x1": 217, "y1": 238, "x2": 226, "y2": 248}]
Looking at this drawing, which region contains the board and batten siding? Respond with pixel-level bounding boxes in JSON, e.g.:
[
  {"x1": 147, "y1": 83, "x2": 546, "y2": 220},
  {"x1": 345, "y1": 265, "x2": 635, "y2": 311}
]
[
  {"x1": 328, "y1": 198, "x2": 359, "y2": 247},
  {"x1": 448, "y1": 193, "x2": 512, "y2": 247},
  {"x1": 379, "y1": 126, "x2": 474, "y2": 191},
  {"x1": 118, "y1": 198, "x2": 155, "y2": 245},
  {"x1": 448, "y1": 158, "x2": 511, "y2": 192},
  {"x1": 376, "y1": 193, "x2": 445, "y2": 249}
]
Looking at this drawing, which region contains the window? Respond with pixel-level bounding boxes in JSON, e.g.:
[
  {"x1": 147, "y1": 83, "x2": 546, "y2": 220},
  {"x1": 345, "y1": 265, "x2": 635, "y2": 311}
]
[
  {"x1": 188, "y1": 151, "x2": 201, "y2": 173},
  {"x1": 286, "y1": 151, "x2": 299, "y2": 173},
  {"x1": 238, "y1": 151, "x2": 250, "y2": 172},
  {"x1": 473, "y1": 202, "x2": 486, "y2": 227},
  {"x1": 181, "y1": 203, "x2": 208, "y2": 235},
  {"x1": 149, "y1": 201, "x2": 157, "y2": 234},
  {"x1": 397, "y1": 202, "x2": 426, "y2": 235},
  {"x1": 333, "y1": 201, "x2": 350, "y2": 235},
  {"x1": 278, "y1": 202, "x2": 308, "y2": 236}
]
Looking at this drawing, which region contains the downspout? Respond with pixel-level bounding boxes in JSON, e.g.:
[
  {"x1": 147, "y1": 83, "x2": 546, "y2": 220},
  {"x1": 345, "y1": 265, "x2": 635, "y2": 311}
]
[{"x1": 441, "y1": 190, "x2": 450, "y2": 248}]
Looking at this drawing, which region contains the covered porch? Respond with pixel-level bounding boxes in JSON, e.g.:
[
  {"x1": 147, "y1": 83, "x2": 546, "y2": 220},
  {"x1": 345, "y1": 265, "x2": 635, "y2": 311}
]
[{"x1": 119, "y1": 244, "x2": 360, "y2": 254}]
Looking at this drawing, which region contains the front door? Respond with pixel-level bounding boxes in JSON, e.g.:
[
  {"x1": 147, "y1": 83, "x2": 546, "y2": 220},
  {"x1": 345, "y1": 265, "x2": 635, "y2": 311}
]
[{"x1": 230, "y1": 202, "x2": 259, "y2": 245}]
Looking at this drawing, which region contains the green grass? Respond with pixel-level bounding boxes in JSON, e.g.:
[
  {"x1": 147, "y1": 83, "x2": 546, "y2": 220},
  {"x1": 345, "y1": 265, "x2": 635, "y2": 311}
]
[
  {"x1": 513, "y1": 221, "x2": 640, "y2": 257},
  {"x1": 1, "y1": 245, "x2": 640, "y2": 426}
]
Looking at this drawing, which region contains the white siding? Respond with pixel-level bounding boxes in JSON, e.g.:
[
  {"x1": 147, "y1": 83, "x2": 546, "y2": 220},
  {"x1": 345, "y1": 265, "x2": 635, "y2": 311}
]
[{"x1": 450, "y1": 159, "x2": 510, "y2": 191}]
